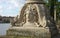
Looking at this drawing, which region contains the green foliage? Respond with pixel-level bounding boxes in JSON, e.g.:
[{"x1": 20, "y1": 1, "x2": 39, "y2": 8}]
[
  {"x1": 45, "y1": 0, "x2": 60, "y2": 20},
  {"x1": 56, "y1": 2, "x2": 60, "y2": 20}
]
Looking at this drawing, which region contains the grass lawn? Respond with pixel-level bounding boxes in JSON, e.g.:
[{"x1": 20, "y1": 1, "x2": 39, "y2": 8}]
[{"x1": 0, "y1": 36, "x2": 34, "y2": 38}]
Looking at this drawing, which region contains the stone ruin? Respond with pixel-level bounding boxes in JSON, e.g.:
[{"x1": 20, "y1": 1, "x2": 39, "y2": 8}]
[{"x1": 7, "y1": 0, "x2": 59, "y2": 38}]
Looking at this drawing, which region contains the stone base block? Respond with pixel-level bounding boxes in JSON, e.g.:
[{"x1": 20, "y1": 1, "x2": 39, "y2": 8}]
[{"x1": 7, "y1": 27, "x2": 51, "y2": 38}]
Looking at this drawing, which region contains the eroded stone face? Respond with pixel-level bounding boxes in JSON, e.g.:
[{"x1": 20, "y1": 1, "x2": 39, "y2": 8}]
[{"x1": 23, "y1": 4, "x2": 39, "y2": 27}]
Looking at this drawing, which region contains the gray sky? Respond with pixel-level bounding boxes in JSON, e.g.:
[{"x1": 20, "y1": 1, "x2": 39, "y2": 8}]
[{"x1": 0, "y1": 0, "x2": 60, "y2": 16}]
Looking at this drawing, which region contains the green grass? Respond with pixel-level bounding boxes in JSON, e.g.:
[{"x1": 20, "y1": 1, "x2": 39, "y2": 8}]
[{"x1": 0, "y1": 36, "x2": 34, "y2": 38}]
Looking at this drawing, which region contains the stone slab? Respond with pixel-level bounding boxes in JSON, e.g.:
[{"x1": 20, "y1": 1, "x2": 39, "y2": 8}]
[{"x1": 7, "y1": 27, "x2": 51, "y2": 38}]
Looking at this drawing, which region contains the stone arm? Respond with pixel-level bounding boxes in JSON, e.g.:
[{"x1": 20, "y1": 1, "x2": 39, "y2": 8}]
[{"x1": 10, "y1": 16, "x2": 18, "y2": 26}]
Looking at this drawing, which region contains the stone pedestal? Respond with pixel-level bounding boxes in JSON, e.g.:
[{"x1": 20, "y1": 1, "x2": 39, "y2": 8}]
[{"x1": 7, "y1": 27, "x2": 51, "y2": 38}]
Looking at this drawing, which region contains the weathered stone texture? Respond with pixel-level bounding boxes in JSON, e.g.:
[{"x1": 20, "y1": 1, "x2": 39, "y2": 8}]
[
  {"x1": 7, "y1": 27, "x2": 51, "y2": 38},
  {"x1": 7, "y1": 0, "x2": 58, "y2": 38}
]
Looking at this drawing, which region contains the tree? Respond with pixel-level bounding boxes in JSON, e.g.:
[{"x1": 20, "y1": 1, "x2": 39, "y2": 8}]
[{"x1": 56, "y1": 2, "x2": 60, "y2": 20}]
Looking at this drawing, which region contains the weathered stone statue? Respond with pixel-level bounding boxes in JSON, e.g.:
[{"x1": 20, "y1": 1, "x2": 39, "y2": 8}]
[{"x1": 7, "y1": 0, "x2": 58, "y2": 38}]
